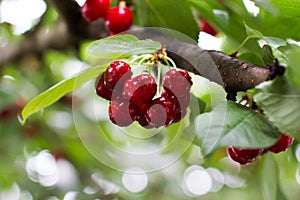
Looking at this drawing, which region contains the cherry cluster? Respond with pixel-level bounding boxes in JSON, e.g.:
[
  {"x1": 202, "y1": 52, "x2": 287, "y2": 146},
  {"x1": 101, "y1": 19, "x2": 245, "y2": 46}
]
[
  {"x1": 96, "y1": 61, "x2": 193, "y2": 128},
  {"x1": 227, "y1": 133, "x2": 294, "y2": 165},
  {"x1": 81, "y1": 0, "x2": 133, "y2": 35}
]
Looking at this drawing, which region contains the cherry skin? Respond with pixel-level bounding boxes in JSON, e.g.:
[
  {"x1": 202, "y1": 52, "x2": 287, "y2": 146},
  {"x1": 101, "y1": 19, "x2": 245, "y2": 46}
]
[
  {"x1": 266, "y1": 133, "x2": 294, "y2": 153},
  {"x1": 146, "y1": 96, "x2": 176, "y2": 128},
  {"x1": 162, "y1": 69, "x2": 193, "y2": 98},
  {"x1": 95, "y1": 73, "x2": 113, "y2": 100},
  {"x1": 105, "y1": 61, "x2": 132, "y2": 89},
  {"x1": 105, "y1": 6, "x2": 133, "y2": 34},
  {"x1": 123, "y1": 74, "x2": 157, "y2": 106},
  {"x1": 201, "y1": 21, "x2": 218, "y2": 36},
  {"x1": 227, "y1": 146, "x2": 264, "y2": 165},
  {"x1": 81, "y1": 0, "x2": 111, "y2": 22},
  {"x1": 172, "y1": 108, "x2": 187, "y2": 123},
  {"x1": 109, "y1": 98, "x2": 135, "y2": 127},
  {"x1": 131, "y1": 103, "x2": 154, "y2": 129},
  {"x1": 162, "y1": 90, "x2": 190, "y2": 111},
  {"x1": 161, "y1": 90, "x2": 190, "y2": 123}
]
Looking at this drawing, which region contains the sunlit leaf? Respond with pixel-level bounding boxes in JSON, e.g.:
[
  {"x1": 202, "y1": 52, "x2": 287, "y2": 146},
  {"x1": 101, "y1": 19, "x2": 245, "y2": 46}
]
[
  {"x1": 21, "y1": 64, "x2": 108, "y2": 124},
  {"x1": 190, "y1": 73, "x2": 226, "y2": 112},
  {"x1": 86, "y1": 34, "x2": 161, "y2": 61},
  {"x1": 135, "y1": 0, "x2": 199, "y2": 40},
  {"x1": 194, "y1": 101, "x2": 280, "y2": 155}
]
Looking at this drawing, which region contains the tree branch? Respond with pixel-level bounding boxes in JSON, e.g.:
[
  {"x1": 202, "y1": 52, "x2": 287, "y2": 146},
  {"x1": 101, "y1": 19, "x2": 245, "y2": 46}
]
[{"x1": 0, "y1": 21, "x2": 71, "y2": 67}]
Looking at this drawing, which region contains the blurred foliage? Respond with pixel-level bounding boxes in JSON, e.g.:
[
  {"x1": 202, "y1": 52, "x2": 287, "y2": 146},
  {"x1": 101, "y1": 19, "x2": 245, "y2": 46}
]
[{"x1": 1, "y1": 0, "x2": 300, "y2": 199}]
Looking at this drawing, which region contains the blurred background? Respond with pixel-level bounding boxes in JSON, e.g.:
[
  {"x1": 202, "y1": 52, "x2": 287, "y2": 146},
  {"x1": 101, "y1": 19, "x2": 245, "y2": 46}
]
[{"x1": 1, "y1": 0, "x2": 300, "y2": 199}]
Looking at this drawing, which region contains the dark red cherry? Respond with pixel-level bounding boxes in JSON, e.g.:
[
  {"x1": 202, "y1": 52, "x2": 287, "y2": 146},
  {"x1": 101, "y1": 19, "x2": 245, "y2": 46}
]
[
  {"x1": 172, "y1": 108, "x2": 187, "y2": 123},
  {"x1": 162, "y1": 90, "x2": 190, "y2": 111},
  {"x1": 201, "y1": 21, "x2": 218, "y2": 36},
  {"x1": 123, "y1": 74, "x2": 157, "y2": 106},
  {"x1": 227, "y1": 146, "x2": 264, "y2": 165},
  {"x1": 105, "y1": 61, "x2": 132, "y2": 89},
  {"x1": 95, "y1": 74, "x2": 113, "y2": 100},
  {"x1": 105, "y1": 6, "x2": 133, "y2": 34},
  {"x1": 162, "y1": 69, "x2": 192, "y2": 98},
  {"x1": 109, "y1": 98, "x2": 135, "y2": 127},
  {"x1": 145, "y1": 96, "x2": 176, "y2": 128},
  {"x1": 161, "y1": 90, "x2": 190, "y2": 123},
  {"x1": 266, "y1": 133, "x2": 293, "y2": 153},
  {"x1": 81, "y1": 0, "x2": 111, "y2": 22}
]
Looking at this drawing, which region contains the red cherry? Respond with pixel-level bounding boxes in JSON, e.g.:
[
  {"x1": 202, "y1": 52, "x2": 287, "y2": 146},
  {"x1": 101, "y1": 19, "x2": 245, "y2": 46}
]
[
  {"x1": 105, "y1": 61, "x2": 132, "y2": 89},
  {"x1": 162, "y1": 91, "x2": 190, "y2": 111},
  {"x1": 172, "y1": 108, "x2": 187, "y2": 123},
  {"x1": 161, "y1": 90, "x2": 190, "y2": 123},
  {"x1": 266, "y1": 133, "x2": 293, "y2": 153},
  {"x1": 162, "y1": 69, "x2": 193, "y2": 98},
  {"x1": 201, "y1": 21, "x2": 218, "y2": 36},
  {"x1": 95, "y1": 74, "x2": 113, "y2": 100},
  {"x1": 227, "y1": 146, "x2": 264, "y2": 165},
  {"x1": 105, "y1": 6, "x2": 133, "y2": 34},
  {"x1": 109, "y1": 98, "x2": 135, "y2": 127},
  {"x1": 145, "y1": 96, "x2": 176, "y2": 128},
  {"x1": 129, "y1": 103, "x2": 153, "y2": 129},
  {"x1": 81, "y1": 0, "x2": 111, "y2": 22},
  {"x1": 123, "y1": 74, "x2": 157, "y2": 106}
]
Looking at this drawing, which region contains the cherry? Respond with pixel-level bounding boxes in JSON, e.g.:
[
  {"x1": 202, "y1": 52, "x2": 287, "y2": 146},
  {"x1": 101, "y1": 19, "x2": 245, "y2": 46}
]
[
  {"x1": 105, "y1": 6, "x2": 133, "y2": 34},
  {"x1": 162, "y1": 91, "x2": 190, "y2": 111},
  {"x1": 227, "y1": 146, "x2": 264, "y2": 165},
  {"x1": 201, "y1": 21, "x2": 218, "y2": 36},
  {"x1": 105, "y1": 61, "x2": 132, "y2": 89},
  {"x1": 81, "y1": 0, "x2": 111, "y2": 22},
  {"x1": 172, "y1": 108, "x2": 187, "y2": 123},
  {"x1": 146, "y1": 96, "x2": 176, "y2": 128},
  {"x1": 123, "y1": 74, "x2": 157, "y2": 106},
  {"x1": 109, "y1": 98, "x2": 135, "y2": 127},
  {"x1": 95, "y1": 73, "x2": 113, "y2": 100},
  {"x1": 266, "y1": 133, "x2": 293, "y2": 153},
  {"x1": 162, "y1": 69, "x2": 193, "y2": 98},
  {"x1": 133, "y1": 104, "x2": 154, "y2": 129},
  {"x1": 161, "y1": 90, "x2": 190, "y2": 123}
]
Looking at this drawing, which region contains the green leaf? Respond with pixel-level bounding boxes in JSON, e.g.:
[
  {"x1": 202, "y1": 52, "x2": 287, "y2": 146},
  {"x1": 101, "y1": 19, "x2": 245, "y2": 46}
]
[
  {"x1": 285, "y1": 46, "x2": 300, "y2": 89},
  {"x1": 194, "y1": 101, "x2": 280, "y2": 155},
  {"x1": 257, "y1": 0, "x2": 300, "y2": 40},
  {"x1": 244, "y1": 23, "x2": 263, "y2": 38},
  {"x1": 190, "y1": 73, "x2": 226, "y2": 112},
  {"x1": 260, "y1": 154, "x2": 278, "y2": 200},
  {"x1": 261, "y1": 45, "x2": 274, "y2": 65},
  {"x1": 261, "y1": 36, "x2": 287, "y2": 49},
  {"x1": 135, "y1": 0, "x2": 199, "y2": 40},
  {"x1": 254, "y1": 77, "x2": 300, "y2": 140},
  {"x1": 86, "y1": 34, "x2": 161, "y2": 61},
  {"x1": 21, "y1": 64, "x2": 108, "y2": 124},
  {"x1": 238, "y1": 52, "x2": 264, "y2": 66}
]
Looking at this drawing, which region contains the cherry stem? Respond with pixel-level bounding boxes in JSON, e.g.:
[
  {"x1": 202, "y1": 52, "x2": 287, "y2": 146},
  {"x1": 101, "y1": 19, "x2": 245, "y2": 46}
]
[
  {"x1": 119, "y1": 1, "x2": 127, "y2": 7},
  {"x1": 129, "y1": 54, "x2": 150, "y2": 64},
  {"x1": 137, "y1": 55, "x2": 153, "y2": 72},
  {"x1": 161, "y1": 55, "x2": 177, "y2": 69},
  {"x1": 156, "y1": 62, "x2": 162, "y2": 96}
]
